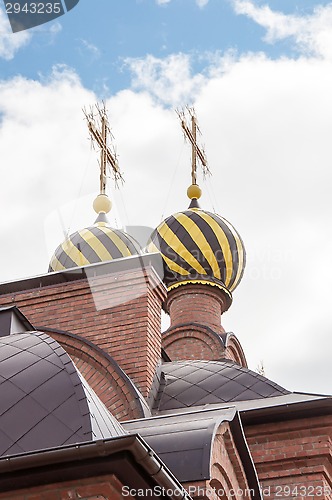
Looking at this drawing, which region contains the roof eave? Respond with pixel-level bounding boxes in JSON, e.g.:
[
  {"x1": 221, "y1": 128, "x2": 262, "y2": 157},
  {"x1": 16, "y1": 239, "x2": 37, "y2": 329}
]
[
  {"x1": 241, "y1": 397, "x2": 332, "y2": 425},
  {"x1": 0, "y1": 434, "x2": 191, "y2": 500}
]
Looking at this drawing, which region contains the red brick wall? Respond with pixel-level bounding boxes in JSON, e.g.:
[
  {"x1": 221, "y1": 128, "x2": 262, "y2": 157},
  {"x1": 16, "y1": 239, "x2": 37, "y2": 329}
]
[
  {"x1": 0, "y1": 474, "x2": 128, "y2": 500},
  {"x1": 166, "y1": 284, "x2": 227, "y2": 334},
  {"x1": 50, "y1": 331, "x2": 145, "y2": 420},
  {"x1": 0, "y1": 266, "x2": 166, "y2": 398},
  {"x1": 245, "y1": 415, "x2": 332, "y2": 499}
]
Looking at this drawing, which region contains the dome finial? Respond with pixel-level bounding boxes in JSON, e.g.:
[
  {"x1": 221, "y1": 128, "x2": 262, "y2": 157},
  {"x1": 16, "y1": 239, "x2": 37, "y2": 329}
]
[
  {"x1": 93, "y1": 193, "x2": 112, "y2": 214},
  {"x1": 187, "y1": 183, "x2": 202, "y2": 200}
]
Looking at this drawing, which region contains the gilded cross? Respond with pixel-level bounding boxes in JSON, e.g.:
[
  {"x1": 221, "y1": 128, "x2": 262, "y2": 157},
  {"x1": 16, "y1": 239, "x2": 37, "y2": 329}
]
[
  {"x1": 83, "y1": 103, "x2": 123, "y2": 194},
  {"x1": 177, "y1": 108, "x2": 210, "y2": 185}
]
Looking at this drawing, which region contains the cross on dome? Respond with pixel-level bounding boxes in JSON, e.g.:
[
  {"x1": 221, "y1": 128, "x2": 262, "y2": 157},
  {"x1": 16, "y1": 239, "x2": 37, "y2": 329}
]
[
  {"x1": 83, "y1": 103, "x2": 123, "y2": 214},
  {"x1": 176, "y1": 107, "x2": 210, "y2": 201}
]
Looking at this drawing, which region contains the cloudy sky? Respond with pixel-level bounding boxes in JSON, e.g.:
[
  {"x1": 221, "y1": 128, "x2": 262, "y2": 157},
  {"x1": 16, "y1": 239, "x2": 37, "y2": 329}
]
[{"x1": 0, "y1": 0, "x2": 331, "y2": 394}]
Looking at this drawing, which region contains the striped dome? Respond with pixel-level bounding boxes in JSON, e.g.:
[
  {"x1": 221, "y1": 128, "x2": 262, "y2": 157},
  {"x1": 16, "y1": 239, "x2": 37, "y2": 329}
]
[
  {"x1": 147, "y1": 204, "x2": 245, "y2": 293},
  {"x1": 49, "y1": 216, "x2": 141, "y2": 272}
]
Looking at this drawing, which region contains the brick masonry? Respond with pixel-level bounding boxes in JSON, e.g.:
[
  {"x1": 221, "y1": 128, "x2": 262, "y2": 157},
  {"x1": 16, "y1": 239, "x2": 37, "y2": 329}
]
[{"x1": 166, "y1": 283, "x2": 228, "y2": 334}]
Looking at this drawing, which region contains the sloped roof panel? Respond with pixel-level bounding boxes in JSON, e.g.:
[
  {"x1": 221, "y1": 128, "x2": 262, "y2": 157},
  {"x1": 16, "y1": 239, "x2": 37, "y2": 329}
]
[{"x1": 154, "y1": 360, "x2": 290, "y2": 412}]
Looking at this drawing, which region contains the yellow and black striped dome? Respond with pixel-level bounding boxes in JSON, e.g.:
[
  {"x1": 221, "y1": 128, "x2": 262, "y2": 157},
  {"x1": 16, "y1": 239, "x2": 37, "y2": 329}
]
[
  {"x1": 147, "y1": 200, "x2": 245, "y2": 295},
  {"x1": 49, "y1": 213, "x2": 141, "y2": 273}
]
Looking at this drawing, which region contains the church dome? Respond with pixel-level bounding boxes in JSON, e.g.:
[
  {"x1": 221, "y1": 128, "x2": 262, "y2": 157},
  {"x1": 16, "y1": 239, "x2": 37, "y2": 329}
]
[
  {"x1": 49, "y1": 196, "x2": 141, "y2": 272},
  {"x1": 0, "y1": 331, "x2": 125, "y2": 457},
  {"x1": 147, "y1": 188, "x2": 246, "y2": 294}
]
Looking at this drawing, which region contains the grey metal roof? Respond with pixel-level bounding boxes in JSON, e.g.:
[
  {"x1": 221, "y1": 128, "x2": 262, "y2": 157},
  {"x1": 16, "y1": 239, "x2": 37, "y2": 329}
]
[
  {"x1": 123, "y1": 408, "x2": 262, "y2": 498},
  {"x1": 158, "y1": 392, "x2": 331, "y2": 416},
  {"x1": 78, "y1": 371, "x2": 126, "y2": 439},
  {"x1": 154, "y1": 360, "x2": 290, "y2": 412},
  {"x1": 0, "y1": 331, "x2": 125, "y2": 457}
]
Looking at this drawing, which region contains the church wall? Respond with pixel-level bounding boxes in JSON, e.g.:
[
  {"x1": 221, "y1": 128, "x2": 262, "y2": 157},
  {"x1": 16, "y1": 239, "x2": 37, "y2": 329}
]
[{"x1": 244, "y1": 415, "x2": 332, "y2": 499}]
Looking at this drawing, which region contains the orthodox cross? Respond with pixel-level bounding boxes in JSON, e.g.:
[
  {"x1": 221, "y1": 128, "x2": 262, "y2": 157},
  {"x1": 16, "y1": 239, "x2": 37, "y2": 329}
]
[
  {"x1": 177, "y1": 107, "x2": 210, "y2": 185},
  {"x1": 83, "y1": 103, "x2": 123, "y2": 194}
]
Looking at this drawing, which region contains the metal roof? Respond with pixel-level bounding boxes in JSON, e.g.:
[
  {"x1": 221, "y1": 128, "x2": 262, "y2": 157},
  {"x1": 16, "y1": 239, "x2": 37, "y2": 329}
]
[
  {"x1": 157, "y1": 392, "x2": 332, "y2": 425},
  {"x1": 154, "y1": 360, "x2": 289, "y2": 412},
  {"x1": 123, "y1": 408, "x2": 262, "y2": 499},
  {"x1": 0, "y1": 331, "x2": 125, "y2": 457}
]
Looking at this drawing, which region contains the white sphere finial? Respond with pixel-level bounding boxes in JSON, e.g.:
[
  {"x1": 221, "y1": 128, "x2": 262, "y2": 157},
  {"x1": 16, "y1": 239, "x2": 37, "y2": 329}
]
[{"x1": 93, "y1": 194, "x2": 112, "y2": 214}]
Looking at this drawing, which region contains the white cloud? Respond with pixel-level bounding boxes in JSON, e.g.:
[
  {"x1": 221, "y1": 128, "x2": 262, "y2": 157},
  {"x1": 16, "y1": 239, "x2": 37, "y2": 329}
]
[
  {"x1": 49, "y1": 21, "x2": 62, "y2": 35},
  {"x1": 124, "y1": 53, "x2": 207, "y2": 106},
  {"x1": 232, "y1": 0, "x2": 332, "y2": 59},
  {"x1": 80, "y1": 39, "x2": 101, "y2": 58},
  {"x1": 196, "y1": 0, "x2": 209, "y2": 7},
  {"x1": 0, "y1": 65, "x2": 96, "y2": 277},
  {"x1": 0, "y1": 8, "x2": 31, "y2": 60}
]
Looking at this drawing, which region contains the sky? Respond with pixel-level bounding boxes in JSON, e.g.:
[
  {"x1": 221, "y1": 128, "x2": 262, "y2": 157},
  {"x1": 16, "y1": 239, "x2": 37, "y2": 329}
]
[{"x1": 0, "y1": 0, "x2": 332, "y2": 395}]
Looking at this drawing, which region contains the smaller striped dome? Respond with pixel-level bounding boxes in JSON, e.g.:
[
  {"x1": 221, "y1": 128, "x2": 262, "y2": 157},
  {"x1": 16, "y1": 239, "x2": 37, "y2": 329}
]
[
  {"x1": 49, "y1": 214, "x2": 141, "y2": 272},
  {"x1": 147, "y1": 201, "x2": 245, "y2": 294}
]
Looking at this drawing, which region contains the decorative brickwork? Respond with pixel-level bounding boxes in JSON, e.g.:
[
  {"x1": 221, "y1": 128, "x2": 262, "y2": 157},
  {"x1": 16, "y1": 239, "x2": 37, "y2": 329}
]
[
  {"x1": 163, "y1": 323, "x2": 226, "y2": 361},
  {"x1": 224, "y1": 334, "x2": 248, "y2": 367}
]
